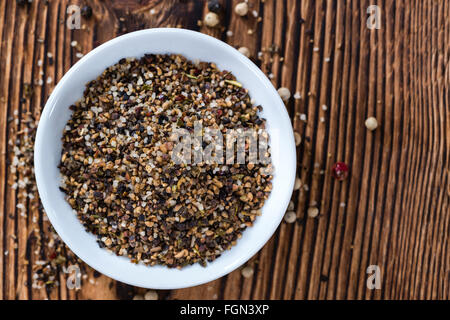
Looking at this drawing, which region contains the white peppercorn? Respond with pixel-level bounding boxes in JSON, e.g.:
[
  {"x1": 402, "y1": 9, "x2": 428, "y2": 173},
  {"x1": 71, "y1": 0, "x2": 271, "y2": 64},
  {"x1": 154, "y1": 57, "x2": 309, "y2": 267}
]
[
  {"x1": 277, "y1": 87, "x2": 291, "y2": 101},
  {"x1": 294, "y1": 132, "x2": 301, "y2": 146},
  {"x1": 144, "y1": 290, "x2": 159, "y2": 300},
  {"x1": 238, "y1": 46, "x2": 251, "y2": 58},
  {"x1": 284, "y1": 211, "x2": 297, "y2": 223},
  {"x1": 365, "y1": 117, "x2": 378, "y2": 131},
  {"x1": 294, "y1": 177, "x2": 302, "y2": 190},
  {"x1": 287, "y1": 200, "x2": 295, "y2": 211},
  {"x1": 235, "y1": 2, "x2": 249, "y2": 16},
  {"x1": 204, "y1": 12, "x2": 220, "y2": 27},
  {"x1": 241, "y1": 265, "x2": 254, "y2": 278},
  {"x1": 307, "y1": 207, "x2": 319, "y2": 218}
]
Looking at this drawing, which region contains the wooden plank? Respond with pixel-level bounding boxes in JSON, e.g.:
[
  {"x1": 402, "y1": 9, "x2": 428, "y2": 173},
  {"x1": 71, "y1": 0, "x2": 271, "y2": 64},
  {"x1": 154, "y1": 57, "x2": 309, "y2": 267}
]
[
  {"x1": 3, "y1": 0, "x2": 20, "y2": 300},
  {"x1": 0, "y1": 0, "x2": 9, "y2": 301}
]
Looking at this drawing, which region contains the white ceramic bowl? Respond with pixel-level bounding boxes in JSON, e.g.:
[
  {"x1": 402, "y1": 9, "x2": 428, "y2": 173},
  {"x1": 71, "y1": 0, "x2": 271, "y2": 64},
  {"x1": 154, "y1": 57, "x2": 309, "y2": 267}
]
[{"x1": 34, "y1": 28, "x2": 296, "y2": 289}]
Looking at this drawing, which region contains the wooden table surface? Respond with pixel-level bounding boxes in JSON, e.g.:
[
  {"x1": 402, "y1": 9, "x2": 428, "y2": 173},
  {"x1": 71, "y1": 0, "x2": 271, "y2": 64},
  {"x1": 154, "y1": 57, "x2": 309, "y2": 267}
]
[{"x1": 0, "y1": 0, "x2": 449, "y2": 300}]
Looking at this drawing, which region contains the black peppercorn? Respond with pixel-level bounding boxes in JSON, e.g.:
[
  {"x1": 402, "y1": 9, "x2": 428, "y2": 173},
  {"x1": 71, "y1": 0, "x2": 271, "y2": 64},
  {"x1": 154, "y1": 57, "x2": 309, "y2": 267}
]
[
  {"x1": 208, "y1": 0, "x2": 222, "y2": 13},
  {"x1": 94, "y1": 191, "x2": 103, "y2": 199},
  {"x1": 81, "y1": 5, "x2": 93, "y2": 18}
]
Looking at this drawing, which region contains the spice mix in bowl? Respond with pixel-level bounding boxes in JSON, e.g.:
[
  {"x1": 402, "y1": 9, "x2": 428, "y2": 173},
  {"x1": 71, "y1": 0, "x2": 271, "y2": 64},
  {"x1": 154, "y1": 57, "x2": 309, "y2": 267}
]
[
  {"x1": 35, "y1": 29, "x2": 296, "y2": 289},
  {"x1": 59, "y1": 53, "x2": 273, "y2": 268}
]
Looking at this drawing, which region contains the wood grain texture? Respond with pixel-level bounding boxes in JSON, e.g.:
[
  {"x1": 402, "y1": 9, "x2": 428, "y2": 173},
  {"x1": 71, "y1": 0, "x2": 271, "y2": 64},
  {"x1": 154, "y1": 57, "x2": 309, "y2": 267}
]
[{"x1": 0, "y1": 0, "x2": 448, "y2": 300}]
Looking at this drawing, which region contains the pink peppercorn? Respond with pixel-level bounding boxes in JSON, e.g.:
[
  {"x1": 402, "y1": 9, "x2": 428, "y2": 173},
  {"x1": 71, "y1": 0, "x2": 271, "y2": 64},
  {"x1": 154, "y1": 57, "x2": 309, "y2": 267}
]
[{"x1": 332, "y1": 162, "x2": 349, "y2": 181}]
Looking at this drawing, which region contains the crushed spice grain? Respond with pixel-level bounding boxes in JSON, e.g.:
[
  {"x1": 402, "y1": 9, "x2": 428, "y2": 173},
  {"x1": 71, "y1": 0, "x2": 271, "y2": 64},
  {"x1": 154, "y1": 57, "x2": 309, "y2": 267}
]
[{"x1": 59, "y1": 54, "x2": 273, "y2": 268}]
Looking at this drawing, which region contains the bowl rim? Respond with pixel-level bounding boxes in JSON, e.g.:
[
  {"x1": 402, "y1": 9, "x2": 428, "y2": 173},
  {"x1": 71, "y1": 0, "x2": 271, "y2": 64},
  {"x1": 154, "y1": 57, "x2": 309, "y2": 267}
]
[{"x1": 34, "y1": 28, "x2": 296, "y2": 289}]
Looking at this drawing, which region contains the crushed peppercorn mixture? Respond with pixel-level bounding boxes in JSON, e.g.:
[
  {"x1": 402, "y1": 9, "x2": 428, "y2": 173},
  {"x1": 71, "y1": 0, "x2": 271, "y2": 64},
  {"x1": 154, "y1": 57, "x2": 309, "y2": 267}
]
[{"x1": 59, "y1": 54, "x2": 273, "y2": 268}]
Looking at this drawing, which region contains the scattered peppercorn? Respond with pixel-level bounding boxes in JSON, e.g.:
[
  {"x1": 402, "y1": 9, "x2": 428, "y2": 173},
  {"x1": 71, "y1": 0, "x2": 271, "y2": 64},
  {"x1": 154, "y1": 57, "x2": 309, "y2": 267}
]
[
  {"x1": 294, "y1": 132, "x2": 301, "y2": 146},
  {"x1": 287, "y1": 200, "x2": 295, "y2": 211},
  {"x1": 294, "y1": 177, "x2": 302, "y2": 190},
  {"x1": 208, "y1": 0, "x2": 222, "y2": 13},
  {"x1": 241, "y1": 265, "x2": 254, "y2": 278},
  {"x1": 144, "y1": 290, "x2": 159, "y2": 300},
  {"x1": 331, "y1": 162, "x2": 349, "y2": 181},
  {"x1": 277, "y1": 87, "x2": 291, "y2": 101},
  {"x1": 81, "y1": 5, "x2": 93, "y2": 18},
  {"x1": 238, "y1": 47, "x2": 251, "y2": 58},
  {"x1": 307, "y1": 207, "x2": 319, "y2": 218},
  {"x1": 284, "y1": 211, "x2": 297, "y2": 223},
  {"x1": 235, "y1": 2, "x2": 249, "y2": 16},
  {"x1": 204, "y1": 12, "x2": 220, "y2": 27},
  {"x1": 365, "y1": 117, "x2": 378, "y2": 131}
]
